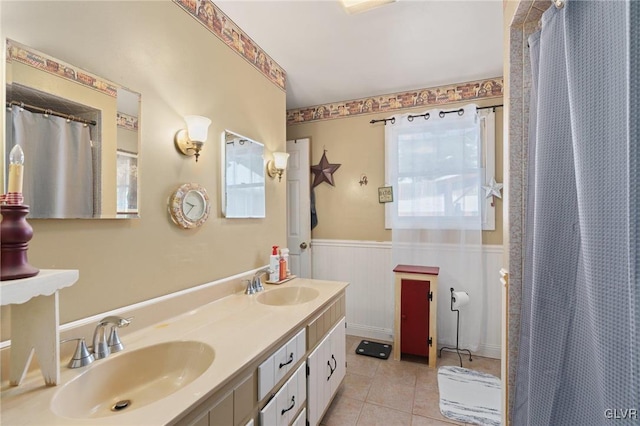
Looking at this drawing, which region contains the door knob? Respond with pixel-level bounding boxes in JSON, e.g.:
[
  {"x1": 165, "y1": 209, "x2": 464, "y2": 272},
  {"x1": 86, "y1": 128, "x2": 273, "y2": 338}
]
[{"x1": 300, "y1": 242, "x2": 308, "y2": 249}]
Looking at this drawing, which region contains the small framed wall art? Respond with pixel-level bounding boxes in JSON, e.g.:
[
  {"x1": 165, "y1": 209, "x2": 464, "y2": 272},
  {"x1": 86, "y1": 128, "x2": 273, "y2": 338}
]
[{"x1": 378, "y1": 186, "x2": 393, "y2": 203}]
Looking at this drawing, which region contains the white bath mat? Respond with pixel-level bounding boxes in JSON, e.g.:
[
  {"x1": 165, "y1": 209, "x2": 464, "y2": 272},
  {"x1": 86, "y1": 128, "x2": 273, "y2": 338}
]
[{"x1": 438, "y1": 366, "x2": 501, "y2": 426}]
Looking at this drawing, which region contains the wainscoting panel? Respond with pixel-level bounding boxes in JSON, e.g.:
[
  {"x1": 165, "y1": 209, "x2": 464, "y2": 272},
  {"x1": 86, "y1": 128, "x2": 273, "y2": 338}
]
[{"x1": 311, "y1": 239, "x2": 503, "y2": 359}]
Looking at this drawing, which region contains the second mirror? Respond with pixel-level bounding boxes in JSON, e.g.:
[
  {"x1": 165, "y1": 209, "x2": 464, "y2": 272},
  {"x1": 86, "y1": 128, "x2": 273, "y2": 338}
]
[{"x1": 221, "y1": 131, "x2": 265, "y2": 218}]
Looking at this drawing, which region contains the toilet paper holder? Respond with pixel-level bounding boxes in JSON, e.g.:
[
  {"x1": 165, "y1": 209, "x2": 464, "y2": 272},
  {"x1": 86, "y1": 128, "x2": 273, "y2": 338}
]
[{"x1": 438, "y1": 287, "x2": 473, "y2": 367}]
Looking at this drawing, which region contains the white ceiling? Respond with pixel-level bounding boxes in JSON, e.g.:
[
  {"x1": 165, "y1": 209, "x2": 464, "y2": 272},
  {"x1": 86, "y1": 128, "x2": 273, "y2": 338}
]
[{"x1": 215, "y1": 0, "x2": 504, "y2": 110}]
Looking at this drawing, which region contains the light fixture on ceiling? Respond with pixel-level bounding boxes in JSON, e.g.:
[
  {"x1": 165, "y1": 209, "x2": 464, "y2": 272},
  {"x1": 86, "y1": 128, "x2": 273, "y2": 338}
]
[
  {"x1": 175, "y1": 115, "x2": 212, "y2": 162},
  {"x1": 267, "y1": 152, "x2": 290, "y2": 182},
  {"x1": 340, "y1": 0, "x2": 396, "y2": 15}
]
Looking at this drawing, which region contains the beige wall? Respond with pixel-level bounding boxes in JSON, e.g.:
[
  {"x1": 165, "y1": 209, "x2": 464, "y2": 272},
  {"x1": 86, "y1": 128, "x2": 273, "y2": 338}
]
[
  {"x1": 287, "y1": 98, "x2": 504, "y2": 245},
  {"x1": 0, "y1": 1, "x2": 286, "y2": 335}
]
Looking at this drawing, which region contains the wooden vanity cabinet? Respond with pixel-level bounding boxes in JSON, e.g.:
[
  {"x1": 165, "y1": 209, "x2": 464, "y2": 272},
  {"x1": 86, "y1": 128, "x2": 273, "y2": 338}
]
[
  {"x1": 174, "y1": 290, "x2": 347, "y2": 426},
  {"x1": 176, "y1": 371, "x2": 255, "y2": 426}
]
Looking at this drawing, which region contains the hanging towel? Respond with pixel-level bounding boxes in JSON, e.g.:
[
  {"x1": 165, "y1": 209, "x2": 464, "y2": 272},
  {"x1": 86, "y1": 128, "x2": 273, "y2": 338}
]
[{"x1": 310, "y1": 187, "x2": 318, "y2": 230}]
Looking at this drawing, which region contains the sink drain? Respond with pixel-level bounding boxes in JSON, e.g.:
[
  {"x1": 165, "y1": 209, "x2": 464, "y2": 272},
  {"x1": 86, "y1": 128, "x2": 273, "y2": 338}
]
[{"x1": 111, "y1": 400, "x2": 131, "y2": 412}]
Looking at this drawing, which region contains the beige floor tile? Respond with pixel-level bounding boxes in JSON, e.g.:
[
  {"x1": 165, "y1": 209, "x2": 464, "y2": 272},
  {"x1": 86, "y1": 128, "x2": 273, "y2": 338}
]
[
  {"x1": 346, "y1": 353, "x2": 381, "y2": 378},
  {"x1": 412, "y1": 386, "x2": 463, "y2": 425},
  {"x1": 356, "y1": 402, "x2": 413, "y2": 426},
  {"x1": 340, "y1": 372, "x2": 373, "y2": 401},
  {"x1": 467, "y1": 356, "x2": 501, "y2": 378},
  {"x1": 321, "y1": 395, "x2": 363, "y2": 426},
  {"x1": 415, "y1": 366, "x2": 439, "y2": 390},
  {"x1": 322, "y1": 335, "x2": 501, "y2": 426},
  {"x1": 346, "y1": 335, "x2": 362, "y2": 353},
  {"x1": 374, "y1": 359, "x2": 420, "y2": 387},
  {"x1": 366, "y1": 376, "x2": 415, "y2": 413},
  {"x1": 411, "y1": 414, "x2": 462, "y2": 425}
]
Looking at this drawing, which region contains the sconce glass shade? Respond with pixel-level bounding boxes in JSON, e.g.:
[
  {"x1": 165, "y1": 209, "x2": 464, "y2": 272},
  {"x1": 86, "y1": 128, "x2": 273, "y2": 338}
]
[
  {"x1": 273, "y1": 152, "x2": 290, "y2": 169},
  {"x1": 267, "y1": 151, "x2": 290, "y2": 182},
  {"x1": 175, "y1": 115, "x2": 211, "y2": 162},
  {"x1": 184, "y1": 115, "x2": 211, "y2": 142}
]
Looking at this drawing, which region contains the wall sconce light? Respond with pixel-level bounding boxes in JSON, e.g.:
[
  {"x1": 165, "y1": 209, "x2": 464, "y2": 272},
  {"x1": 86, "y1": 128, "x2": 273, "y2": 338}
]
[
  {"x1": 174, "y1": 115, "x2": 212, "y2": 162},
  {"x1": 267, "y1": 152, "x2": 290, "y2": 182}
]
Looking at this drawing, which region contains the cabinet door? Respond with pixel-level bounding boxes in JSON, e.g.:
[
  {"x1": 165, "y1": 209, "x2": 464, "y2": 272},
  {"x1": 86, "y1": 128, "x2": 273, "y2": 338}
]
[
  {"x1": 307, "y1": 331, "x2": 330, "y2": 426},
  {"x1": 400, "y1": 279, "x2": 430, "y2": 356},
  {"x1": 328, "y1": 318, "x2": 346, "y2": 396},
  {"x1": 292, "y1": 408, "x2": 306, "y2": 426},
  {"x1": 209, "y1": 390, "x2": 234, "y2": 426},
  {"x1": 234, "y1": 373, "x2": 255, "y2": 426}
]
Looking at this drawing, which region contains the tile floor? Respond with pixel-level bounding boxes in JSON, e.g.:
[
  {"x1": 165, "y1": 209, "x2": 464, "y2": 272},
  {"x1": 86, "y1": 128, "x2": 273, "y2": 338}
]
[{"x1": 320, "y1": 335, "x2": 501, "y2": 426}]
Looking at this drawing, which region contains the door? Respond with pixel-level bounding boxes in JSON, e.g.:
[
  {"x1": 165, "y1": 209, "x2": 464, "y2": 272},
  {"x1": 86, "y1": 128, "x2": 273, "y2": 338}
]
[
  {"x1": 286, "y1": 138, "x2": 311, "y2": 278},
  {"x1": 400, "y1": 279, "x2": 430, "y2": 357}
]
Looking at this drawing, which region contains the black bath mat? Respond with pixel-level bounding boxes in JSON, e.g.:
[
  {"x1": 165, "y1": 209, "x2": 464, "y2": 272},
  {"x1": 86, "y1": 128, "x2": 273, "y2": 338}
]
[{"x1": 355, "y1": 340, "x2": 392, "y2": 360}]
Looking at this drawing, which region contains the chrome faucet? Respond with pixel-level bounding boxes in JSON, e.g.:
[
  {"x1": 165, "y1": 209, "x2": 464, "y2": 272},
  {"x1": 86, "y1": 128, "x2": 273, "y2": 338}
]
[
  {"x1": 61, "y1": 337, "x2": 94, "y2": 368},
  {"x1": 245, "y1": 267, "x2": 271, "y2": 294},
  {"x1": 92, "y1": 316, "x2": 132, "y2": 360}
]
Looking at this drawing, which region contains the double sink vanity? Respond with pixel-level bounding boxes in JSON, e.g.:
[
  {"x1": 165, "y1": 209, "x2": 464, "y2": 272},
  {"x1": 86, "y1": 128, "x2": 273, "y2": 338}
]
[{"x1": 0, "y1": 277, "x2": 348, "y2": 426}]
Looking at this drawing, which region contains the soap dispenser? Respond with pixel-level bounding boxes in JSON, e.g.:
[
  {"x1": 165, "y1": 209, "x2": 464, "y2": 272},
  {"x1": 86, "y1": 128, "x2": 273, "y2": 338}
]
[
  {"x1": 279, "y1": 251, "x2": 287, "y2": 281},
  {"x1": 269, "y1": 246, "x2": 280, "y2": 282}
]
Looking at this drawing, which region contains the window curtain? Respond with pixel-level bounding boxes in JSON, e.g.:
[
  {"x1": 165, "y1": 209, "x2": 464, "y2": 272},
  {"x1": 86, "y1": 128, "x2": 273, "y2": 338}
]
[
  {"x1": 9, "y1": 106, "x2": 94, "y2": 218},
  {"x1": 514, "y1": 1, "x2": 638, "y2": 424},
  {"x1": 386, "y1": 104, "x2": 486, "y2": 352}
]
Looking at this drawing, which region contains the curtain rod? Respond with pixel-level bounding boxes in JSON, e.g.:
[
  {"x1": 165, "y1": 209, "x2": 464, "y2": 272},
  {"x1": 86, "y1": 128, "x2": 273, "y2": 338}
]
[
  {"x1": 6, "y1": 101, "x2": 97, "y2": 126},
  {"x1": 370, "y1": 104, "x2": 503, "y2": 125}
]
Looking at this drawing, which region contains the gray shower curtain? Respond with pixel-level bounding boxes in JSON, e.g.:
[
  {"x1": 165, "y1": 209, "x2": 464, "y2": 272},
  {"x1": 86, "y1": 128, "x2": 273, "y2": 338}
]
[
  {"x1": 10, "y1": 106, "x2": 94, "y2": 218},
  {"x1": 514, "y1": 1, "x2": 638, "y2": 424}
]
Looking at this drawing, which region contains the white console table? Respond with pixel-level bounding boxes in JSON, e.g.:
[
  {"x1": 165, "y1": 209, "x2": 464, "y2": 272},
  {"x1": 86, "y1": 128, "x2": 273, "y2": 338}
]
[{"x1": 1, "y1": 270, "x2": 79, "y2": 386}]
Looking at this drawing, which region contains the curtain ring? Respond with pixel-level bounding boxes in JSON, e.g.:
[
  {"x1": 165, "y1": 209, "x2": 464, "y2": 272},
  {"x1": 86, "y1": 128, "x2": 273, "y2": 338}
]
[
  {"x1": 407, "y1": 115, "x2": 414, "y2": 122},
  {"x1": 554, "y1": 0, "x2": 564, "y2": 9},
  {"x1": 390, "y1": 117, "x2": 396, "y2": 124},
  {"x1": 439, "y1": 111, "x2": 445, "y2": 118},
  {"x1": 424, "y1": 113, "x2": 430, "y2": 120},
  {"x1": 67, "y1": 115, "x2": 73, "y2": 123},
  {"x1": 457, "y1": 109, "x2": 464, "y2": 116}
]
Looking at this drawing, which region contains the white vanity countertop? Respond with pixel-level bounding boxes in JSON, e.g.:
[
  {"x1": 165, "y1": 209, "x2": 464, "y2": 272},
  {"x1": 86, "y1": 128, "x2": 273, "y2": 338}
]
[{"x1": 0, "y1": 278, "x2": 348, "y2": 425}]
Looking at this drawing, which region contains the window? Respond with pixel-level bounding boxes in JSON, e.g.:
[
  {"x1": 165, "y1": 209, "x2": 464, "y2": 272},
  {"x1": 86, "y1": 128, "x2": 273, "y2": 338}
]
[{"x1": 385, "y1": 105, "x2": 496, "y2": 230}]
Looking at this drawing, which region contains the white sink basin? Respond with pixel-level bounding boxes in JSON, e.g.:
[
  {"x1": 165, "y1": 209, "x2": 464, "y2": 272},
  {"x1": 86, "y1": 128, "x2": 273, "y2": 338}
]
[
  {"x1": 257, "y1": 286, "x2": 319, "y2": 306},
  {"x1": 51, "y1": 340, "x2": 214, "y2": 419}
]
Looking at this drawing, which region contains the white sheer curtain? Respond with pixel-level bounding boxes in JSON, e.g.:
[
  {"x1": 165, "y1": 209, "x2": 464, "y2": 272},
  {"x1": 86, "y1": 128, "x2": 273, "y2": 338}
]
[
  {"x1": 9, "y1": 106, "x2": 94, "y2": 218},
  {"x1": 386, "y1": 104, "x2": 486, "y2": 352}
]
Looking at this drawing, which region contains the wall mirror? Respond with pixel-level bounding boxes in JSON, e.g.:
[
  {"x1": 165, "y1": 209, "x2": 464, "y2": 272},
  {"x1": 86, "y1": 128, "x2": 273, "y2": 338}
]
[
  {"x1": 221, "y1": 130, "x2": 265, "y2": 218},
  {"x1": 4, "y1": 39, "x2": 141, "y2": 219}
]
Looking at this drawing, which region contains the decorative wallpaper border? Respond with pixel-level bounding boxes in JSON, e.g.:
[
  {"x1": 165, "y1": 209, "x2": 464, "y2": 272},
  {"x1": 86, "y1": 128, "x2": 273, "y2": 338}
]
[
  {"x1": 117, "y1": 112, "x2": 139, "y2": 131},
  {"x1": 286, "y1": 77, "x2": 503, "y2": 125},
  {"x1": 174, "y1": 0, "x2": 286, "y2": 91},
  {"x1": 6, "y1": 40, "x2": 119, "y2": 98}
]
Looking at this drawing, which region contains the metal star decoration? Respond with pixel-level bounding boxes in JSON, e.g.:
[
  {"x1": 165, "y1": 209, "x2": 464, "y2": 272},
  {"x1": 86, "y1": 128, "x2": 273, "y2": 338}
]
[
  {"x1": 311, "y1": 150, "x2": 341, "y2": 188},
  {"x1": 482, "y1": 177, "x2": 503, "y2": 199}
]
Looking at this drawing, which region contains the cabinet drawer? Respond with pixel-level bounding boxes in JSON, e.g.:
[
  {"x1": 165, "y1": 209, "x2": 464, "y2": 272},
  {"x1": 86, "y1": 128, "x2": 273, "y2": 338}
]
[
  {"x1": 258, "y1": 328, "x2": 306, "y2": 400},
  {"x1": 260, "y1": 362, "x2": 307, "y2": 426},
  {"x1": 292, "y1": 408, "x2": 306, "y2": 426}
]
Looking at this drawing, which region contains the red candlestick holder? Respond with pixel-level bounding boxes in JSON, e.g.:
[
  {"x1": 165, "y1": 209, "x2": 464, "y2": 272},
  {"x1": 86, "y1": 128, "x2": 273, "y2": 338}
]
[{"x1": 1, "y1": 205, "x2": 39, "y2": 281}]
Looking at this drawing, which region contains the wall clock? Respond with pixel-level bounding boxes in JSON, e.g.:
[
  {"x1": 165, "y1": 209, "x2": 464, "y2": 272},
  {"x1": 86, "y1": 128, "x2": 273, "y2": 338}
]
[{"x1": 168, "y1": 183, "x2": 211, "y2": 229}]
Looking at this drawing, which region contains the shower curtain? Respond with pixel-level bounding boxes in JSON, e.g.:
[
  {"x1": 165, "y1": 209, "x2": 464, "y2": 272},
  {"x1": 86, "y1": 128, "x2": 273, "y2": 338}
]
[
  {"x1": 9, "y1": 106, "x2": 94, "y2": 218},
  {"x1": 386, "y1": 104, "x2": 486, "y2": 352},
  {"x1": 514, "y1": 1, "x2": 638, "y2": 424}
]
